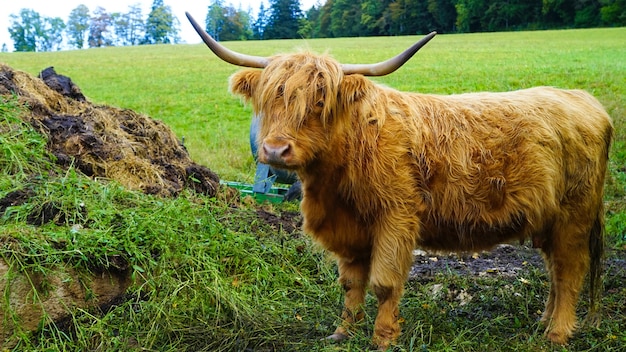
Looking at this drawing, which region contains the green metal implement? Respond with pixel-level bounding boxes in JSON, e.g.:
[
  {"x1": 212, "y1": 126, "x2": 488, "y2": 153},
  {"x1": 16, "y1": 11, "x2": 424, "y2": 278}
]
[{"x1": 221, "y1": 180, "x2": 290, "y2": 204}]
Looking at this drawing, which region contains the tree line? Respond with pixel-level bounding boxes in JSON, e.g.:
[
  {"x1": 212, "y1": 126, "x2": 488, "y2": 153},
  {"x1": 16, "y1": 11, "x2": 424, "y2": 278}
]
[
  {"x1": 5, "y1": 0, "x2": 626, "y2": 52},
  {"x1": 259, "y1": 0, "x2": 625, "y2": 40},
  {"x1": 6, "y1": 0, "x2": 178, "y2": 52}
]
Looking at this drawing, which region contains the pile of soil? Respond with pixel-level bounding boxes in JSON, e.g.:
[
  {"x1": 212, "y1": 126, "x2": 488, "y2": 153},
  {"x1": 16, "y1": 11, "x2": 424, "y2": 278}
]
[{"x1": 0, "y1": 64, "x2": 219, "y2": 197}]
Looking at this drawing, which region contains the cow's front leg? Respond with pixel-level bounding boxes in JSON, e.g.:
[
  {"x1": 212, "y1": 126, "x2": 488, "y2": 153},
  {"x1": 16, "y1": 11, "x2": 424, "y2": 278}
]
[
  {"x1": 328, "y1": 256, "x2": 370, "y2": 341},
  {"x1": 369, "y1": 214, "x2": 418, "y2": 350}
]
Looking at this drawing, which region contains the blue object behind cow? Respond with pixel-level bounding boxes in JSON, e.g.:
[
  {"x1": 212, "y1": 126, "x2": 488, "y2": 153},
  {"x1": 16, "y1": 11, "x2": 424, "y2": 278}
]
[{"x1": 250, "y1": 116, "x2": 301, "y2": 200}]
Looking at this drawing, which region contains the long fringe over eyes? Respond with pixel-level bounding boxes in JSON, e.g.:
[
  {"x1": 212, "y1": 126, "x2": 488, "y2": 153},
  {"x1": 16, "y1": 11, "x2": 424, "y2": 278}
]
[{"x1": 254, "y1": 52, "x2": 343, "y2": 128}]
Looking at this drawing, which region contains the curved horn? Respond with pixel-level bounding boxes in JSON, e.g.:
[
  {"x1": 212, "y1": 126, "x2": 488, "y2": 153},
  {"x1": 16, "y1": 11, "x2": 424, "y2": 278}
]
[
  {"x1": 186, "y1": 12, "x2": 269, "y2": 68},
  {"x1": 341, "y1": 32, "x2": 437, "y2": 76}
]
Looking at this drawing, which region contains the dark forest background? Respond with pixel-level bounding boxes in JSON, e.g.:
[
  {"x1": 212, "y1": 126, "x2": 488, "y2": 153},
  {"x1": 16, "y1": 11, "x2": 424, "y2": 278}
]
[{"x1": 5, "y1": 0, "x2": 626, "y2": 52}]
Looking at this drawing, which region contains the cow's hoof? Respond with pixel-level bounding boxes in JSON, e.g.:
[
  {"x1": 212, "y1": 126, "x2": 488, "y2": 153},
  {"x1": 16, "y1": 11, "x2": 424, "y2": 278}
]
[
  {"x1": 373, "y1": 340, "x2": 392, "y2": 351},
  {"x1": 546, "y1": 330, "x2": 570, "y2": 345},
  {"x1": 324, "y1": 332, "x2": 349, "y2": 342}
]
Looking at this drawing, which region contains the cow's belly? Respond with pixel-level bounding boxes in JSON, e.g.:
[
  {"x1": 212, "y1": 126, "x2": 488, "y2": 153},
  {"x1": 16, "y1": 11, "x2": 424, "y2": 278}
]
[{"x1": 417, "y1": 216, "x2": 528, "y2": 252}]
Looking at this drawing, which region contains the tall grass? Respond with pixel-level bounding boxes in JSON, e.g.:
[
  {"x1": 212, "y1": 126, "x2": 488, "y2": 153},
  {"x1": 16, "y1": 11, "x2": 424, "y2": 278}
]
[{"x1": 1, "y1": 28, "x2": 625, "y2": 351}]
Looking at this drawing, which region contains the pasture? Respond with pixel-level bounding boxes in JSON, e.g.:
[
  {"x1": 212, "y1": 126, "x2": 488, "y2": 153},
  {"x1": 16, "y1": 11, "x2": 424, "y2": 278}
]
[{"x1": 1, "y1": 27, "x2": 625, "y2": 351}]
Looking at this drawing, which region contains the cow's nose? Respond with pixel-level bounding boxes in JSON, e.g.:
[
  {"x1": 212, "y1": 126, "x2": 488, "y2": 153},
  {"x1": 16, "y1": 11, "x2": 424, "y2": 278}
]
[{"x1": 262, "y1": 142, "x2": 292, "y2": 164}]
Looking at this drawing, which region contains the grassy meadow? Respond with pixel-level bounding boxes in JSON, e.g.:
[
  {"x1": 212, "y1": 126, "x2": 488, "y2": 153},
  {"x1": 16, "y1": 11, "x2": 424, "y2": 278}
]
[{"x1": 1, "y1": 27, "x2": 625, "y2": 351}]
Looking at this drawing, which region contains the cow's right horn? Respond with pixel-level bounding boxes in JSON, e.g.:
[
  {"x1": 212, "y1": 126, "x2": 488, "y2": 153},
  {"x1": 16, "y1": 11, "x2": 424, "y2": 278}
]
[
  {"x1": 186, "y1": 12, "x2": 269, "y2": 69},
  {"x1": 341, "y1": 31, "x2": 437, "y2": 76}
]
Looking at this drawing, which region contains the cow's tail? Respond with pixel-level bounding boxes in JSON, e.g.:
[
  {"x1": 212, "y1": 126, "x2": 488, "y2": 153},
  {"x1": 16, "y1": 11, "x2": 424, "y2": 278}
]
[
  {"x1": 586, "y1": 208, "x2": 604, "y2": 327},
  {"x1": 587, "y1": 122, "x2": 612, "y2": 326}
]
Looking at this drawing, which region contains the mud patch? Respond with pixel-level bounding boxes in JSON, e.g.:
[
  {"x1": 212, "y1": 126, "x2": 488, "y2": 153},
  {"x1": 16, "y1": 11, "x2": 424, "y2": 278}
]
[
  {"x1": 256, "y1": 209, "x2": 302, "y2": 234},
  {"x1": 409, "y1": 244, "x2": 546, "y2": 281},
  {"x1": 0, "y1": 189, "x2": 34, "y2": 213}
]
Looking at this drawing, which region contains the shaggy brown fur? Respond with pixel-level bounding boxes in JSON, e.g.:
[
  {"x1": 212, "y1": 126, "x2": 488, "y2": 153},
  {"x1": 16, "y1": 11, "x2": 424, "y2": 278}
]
[{"x1": 228, "y1": 52, "x2": 613, "y2": 349}]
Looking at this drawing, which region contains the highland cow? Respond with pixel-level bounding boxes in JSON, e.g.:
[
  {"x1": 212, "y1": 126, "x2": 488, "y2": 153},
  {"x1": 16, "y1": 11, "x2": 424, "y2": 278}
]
[{"x1": 186, "y1": 13, "x2": 613, "y2": 349}]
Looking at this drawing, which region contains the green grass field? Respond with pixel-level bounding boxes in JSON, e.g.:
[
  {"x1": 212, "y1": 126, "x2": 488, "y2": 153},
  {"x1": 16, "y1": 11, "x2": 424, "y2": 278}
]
[{"x1": 1, "y1": 28, "x2": 625, "y2": 351}]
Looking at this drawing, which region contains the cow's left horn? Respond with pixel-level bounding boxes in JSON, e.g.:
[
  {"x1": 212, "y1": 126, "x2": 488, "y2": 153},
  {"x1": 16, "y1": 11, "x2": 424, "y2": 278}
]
[
  {"x1": 186, "y1": 12, "x2": 269, "y2": 69},
  {"x1": 341, "y1": 32, "x2": 437, "y2": 76}
]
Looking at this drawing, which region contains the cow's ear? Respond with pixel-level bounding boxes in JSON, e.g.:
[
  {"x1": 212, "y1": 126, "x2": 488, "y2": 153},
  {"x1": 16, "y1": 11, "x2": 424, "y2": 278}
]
[
  {"x1": 339, "y1": 75, "x2": 373, "y2": 107},
  {"x1": 229, "y1": 70, "x2": 261, "y2": 101}
]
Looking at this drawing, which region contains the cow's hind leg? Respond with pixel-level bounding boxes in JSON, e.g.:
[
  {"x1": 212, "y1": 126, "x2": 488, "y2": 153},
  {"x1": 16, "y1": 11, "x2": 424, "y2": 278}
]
[
  {"x1": 329, "y1": 257, "x2": 370, "y2": 341},
  {"x1": 541, "y1": 221, "x2": 591, "y2": 344}
]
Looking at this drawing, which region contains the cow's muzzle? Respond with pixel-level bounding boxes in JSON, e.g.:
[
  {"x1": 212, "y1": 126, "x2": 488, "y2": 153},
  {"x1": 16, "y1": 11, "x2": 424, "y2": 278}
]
[{"x1": 260, "y1": 141, "x2": 293, "y2": 168}]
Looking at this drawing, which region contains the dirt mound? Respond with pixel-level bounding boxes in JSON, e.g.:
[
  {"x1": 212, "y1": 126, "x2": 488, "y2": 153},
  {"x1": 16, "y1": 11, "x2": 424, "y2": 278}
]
[{"x1": 0, "y1": 64, "x2": 219, "y2": 197}]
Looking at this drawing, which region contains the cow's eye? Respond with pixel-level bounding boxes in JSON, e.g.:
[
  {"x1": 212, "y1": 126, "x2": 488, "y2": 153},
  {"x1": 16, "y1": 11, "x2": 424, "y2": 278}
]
[{"x1": 316, "y1": 100, "x2": 324, "y2": 108}]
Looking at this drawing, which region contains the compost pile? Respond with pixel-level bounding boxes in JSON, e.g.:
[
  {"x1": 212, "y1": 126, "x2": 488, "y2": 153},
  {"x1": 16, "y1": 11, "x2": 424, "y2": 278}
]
[{"x1": 0, "y1": 64, "x2": 219, "y2": 197}]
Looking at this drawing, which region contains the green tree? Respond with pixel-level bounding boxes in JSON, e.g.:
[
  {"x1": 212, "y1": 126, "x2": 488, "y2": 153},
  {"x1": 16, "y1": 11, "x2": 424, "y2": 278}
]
[
  {"x1": 297, "y1": 18, "x2": 313, "y2": 38},
  {"x1": 330, "y1": 0, "x2": 363, "y2": 37},
  {"x1": 427, "y1": 0, "x2": 458, "y2": 32},
  {"x1": 542, "y1": 0, "x2": 602, "y2": 28},
  {"x1": 144, "y1": 0, "x2": 179, "y2": 44},
  {"x1": 600, "y1": 0, "x2": 626, "y2": 25},
  {"x1": 128, "y1": 5, "x2": 146, "y2": 45},
  {"x1": 204, "y1": 2, "x2": 250, "y2": 41},
  {"x1": 482, "y1": 0, "x2": 543, "y2": 31},
  {"x1": 42, "y1": 17, "x2": 66, "y2": 51},
  {"x1": 237, "y1": 7, "x2": 254, "y2": 40},
  {"x1": 67, "y1": 5, "x2": 90, "y2": 49},
  {"x1": 384, "y1": 0, "x2": 409, "y2": 34},
  {"x1": 361, "y1": 0, "x2": 391, "y2": 35},
  {"x1": 111, "y1": 12, "x2": 127, "y2": 45},
  {"x1": 88, "y1": 7, "x2": 113, "y2": 48},
  {"x1": 112, "y1": 4, "x2": 144, "y2": 46},
  {"x1": 400, "y1": 0, "x2": 438, "y2": 35},
  {"x1": 253, "y1": 2, "x2": 269, "y2": 39},
  {"x1": 316, "y1": 0, "x2": 334, "y2": 37},
  {"x1": 221, "y1": 5, "x2": 252, "y2": 41},
  {"x1": 206, "y1": 0, "x2": 225, "y2": 40},
  {"x1": 298, "y1": 4, "x2": 320, "y2": 38},
  {"x1": 265, "y1": 0, "x2": 303, "y2": 39},
  {"x1": 542, "y1": 0, "x2": 576, "y2": 25},
  {"x1": 279, "y1": 0, "x2": 619, "y2": 36},
  {"x1": 574, "y1": 0, "x2": 601, "y2": 27},
  {"x1": 8, "y1": 9, "x2": 44, "y2": 52},
  {"x1": 454, "y1": 0, "x2": 489, "y2": 32}
]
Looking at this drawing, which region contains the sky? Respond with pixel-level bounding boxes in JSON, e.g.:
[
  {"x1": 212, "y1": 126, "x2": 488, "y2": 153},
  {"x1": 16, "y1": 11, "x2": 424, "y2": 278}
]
[{"x1": 0, "y1": 0, "x2": 319, "y2": 51}]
